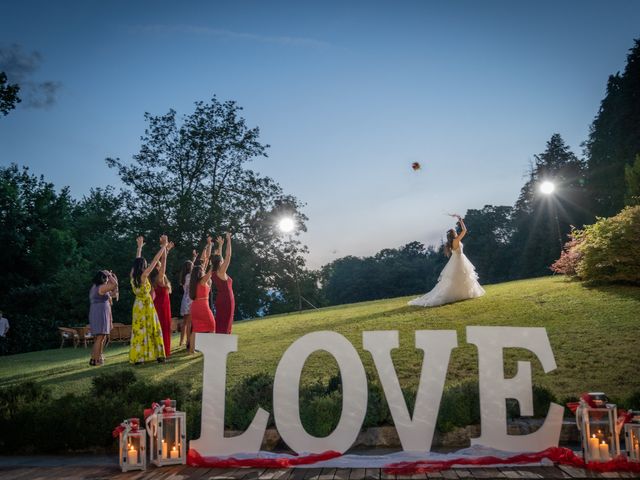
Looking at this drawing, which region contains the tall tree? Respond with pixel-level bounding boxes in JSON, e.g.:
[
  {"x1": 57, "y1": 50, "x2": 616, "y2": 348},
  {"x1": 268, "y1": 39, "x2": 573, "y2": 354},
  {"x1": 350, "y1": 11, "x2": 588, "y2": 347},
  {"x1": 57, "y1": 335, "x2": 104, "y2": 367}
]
[
  {"x1": 585, "y1": 38, "x2": 640, "y2": 217},
  {"x1": 462, "y1": 205, "x2": 514, "y2": 283},
  {"x1": 0, "y1": 72, "x2": 20, "y2": 116},
  {"x1": 510, "y1": 134, "x2": 588, "y2": 278},
  {"x1": 107, "y1": 96, "x2": 308, "y2": 318}
]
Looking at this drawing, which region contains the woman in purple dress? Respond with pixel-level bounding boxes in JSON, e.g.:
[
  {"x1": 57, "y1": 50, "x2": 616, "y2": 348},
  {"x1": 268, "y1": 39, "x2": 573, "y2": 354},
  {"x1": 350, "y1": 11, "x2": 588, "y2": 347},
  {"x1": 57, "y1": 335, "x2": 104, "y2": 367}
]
[{"x1": 89, "y1": 270, "x2": 119, "y2": 366}]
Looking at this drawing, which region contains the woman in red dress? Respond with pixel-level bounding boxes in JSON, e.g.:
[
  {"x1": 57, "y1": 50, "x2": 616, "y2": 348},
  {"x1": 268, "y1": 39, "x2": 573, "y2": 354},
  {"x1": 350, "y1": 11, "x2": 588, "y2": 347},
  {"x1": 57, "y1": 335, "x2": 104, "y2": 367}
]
[
  {"x1": 189, "y1": 236, "x2": 216, "y2": 353},
  {"x1": 150, "y1": 239, "x2": 174, "y2": 358},
  {"x1": 212, "y1": 232, "x2": 235, "y2": 334}
]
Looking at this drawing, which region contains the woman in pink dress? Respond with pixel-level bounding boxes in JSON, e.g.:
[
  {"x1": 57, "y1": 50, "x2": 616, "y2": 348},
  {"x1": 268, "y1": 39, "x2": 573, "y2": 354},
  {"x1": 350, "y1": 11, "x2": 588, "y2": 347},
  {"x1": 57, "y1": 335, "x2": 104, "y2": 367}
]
[
  {"x1": 188, "y1": 236, "x2": 216, "y2": 353},
  {"x1": 212, "y1": 232, "x2": 235, "y2": 334},
  {"x1": 150, "y1": 239, "x2": 174, "y2": 357}
]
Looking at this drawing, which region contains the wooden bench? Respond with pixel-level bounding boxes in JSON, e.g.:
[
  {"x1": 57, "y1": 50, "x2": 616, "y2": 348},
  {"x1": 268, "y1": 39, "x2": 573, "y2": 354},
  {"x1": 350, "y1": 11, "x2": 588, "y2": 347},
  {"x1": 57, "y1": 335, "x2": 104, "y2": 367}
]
[
  {"x1": 58, "y1": 327, "x2": 79, "y2": 348},
  {"x1": 108, "y1": 323, "x2": 132, "y2": 344},
  {"x1": 74, "y1": 325, "x2": 94, "y2": 348}
]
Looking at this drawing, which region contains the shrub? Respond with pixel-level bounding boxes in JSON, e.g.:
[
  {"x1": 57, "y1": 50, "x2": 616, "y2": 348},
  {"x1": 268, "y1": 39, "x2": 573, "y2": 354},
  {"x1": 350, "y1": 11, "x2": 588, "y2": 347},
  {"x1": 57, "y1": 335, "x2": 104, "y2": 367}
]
[
  {"x1": 226, "y1": 373, "x2": 275, "y2": 430},
  {"x1": 436, "y1": 381, "x2": 480, "y2": 433},
  {"x1": 551, "y1": 206, "x2": 640, "y2": 284}
]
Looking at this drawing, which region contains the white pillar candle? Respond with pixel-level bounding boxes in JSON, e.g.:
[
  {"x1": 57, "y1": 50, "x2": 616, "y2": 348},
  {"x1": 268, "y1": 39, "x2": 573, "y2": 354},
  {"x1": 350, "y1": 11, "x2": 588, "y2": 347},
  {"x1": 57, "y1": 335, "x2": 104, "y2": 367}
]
[
  {"x1": 588, "y1": 434, "x2": 600, "y2": 462},
  {"x1": 170, "y1": 446, "x2": 179, "y2": 459},
  {"x1": 599, "y1": 441, "x2": 610, "y2": 462},
  {"x1": 162, "y1": 439, "x2": 168, "y2": 459},
  {"x1": 128, "y1": 447, "x2": 138, "y2": 465}
]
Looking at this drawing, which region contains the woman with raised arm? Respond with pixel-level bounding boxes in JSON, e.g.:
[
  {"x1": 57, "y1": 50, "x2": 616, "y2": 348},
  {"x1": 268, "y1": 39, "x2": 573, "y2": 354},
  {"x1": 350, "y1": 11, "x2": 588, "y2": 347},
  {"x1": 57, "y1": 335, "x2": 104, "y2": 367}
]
[
  {"x1": 150, "y1": 239, "x2": 174, "y2": 358},
  {"x1": 129, "y1": 235, "x2": 167, "y2": 364},
  {"x1": 179, "y1": 249, "x2": 198, "y2": 348},
  {"x1": 188, "y1": 236, "x2": 216, "y2": 354},
  {"x1": 408, "y1": 214, "x2": 485, "y2": 307},
  {"x1": 89, "y1": 270, "x2": 118, "y2": 366},
  {"x1": 213, "y1": 232, "x2": 235, "y2": 334}
]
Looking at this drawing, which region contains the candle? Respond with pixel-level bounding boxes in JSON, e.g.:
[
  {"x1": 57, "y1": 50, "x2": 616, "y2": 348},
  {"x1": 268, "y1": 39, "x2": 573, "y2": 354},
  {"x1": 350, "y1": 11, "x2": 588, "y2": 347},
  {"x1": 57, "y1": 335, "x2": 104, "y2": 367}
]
[
  {"x1": 162, "y1": 439, "x2": 168, "y2": 459},
  {"x1": 599, "y1": 441, "x2": 610, "y2": 462},
  {"x1": 170, "y1": 445, "x2": 179, "y2": 459},
  {"x1": 128, "y1": 447, "x2": 138, "y2": 465},
  {"x1": 634, "y1": 441, "x2": 640, "y2": 461},
  {"x1": 588, "y1": 434, "x2": 600, "y2": 462}
]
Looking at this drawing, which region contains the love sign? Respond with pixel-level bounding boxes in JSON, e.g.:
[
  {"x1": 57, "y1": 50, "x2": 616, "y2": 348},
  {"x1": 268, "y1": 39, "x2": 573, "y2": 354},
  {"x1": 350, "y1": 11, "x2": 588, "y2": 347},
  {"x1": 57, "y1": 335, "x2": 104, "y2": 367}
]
[{"x1": 190, "y1": 327, "x2": 564, "y2": 456}]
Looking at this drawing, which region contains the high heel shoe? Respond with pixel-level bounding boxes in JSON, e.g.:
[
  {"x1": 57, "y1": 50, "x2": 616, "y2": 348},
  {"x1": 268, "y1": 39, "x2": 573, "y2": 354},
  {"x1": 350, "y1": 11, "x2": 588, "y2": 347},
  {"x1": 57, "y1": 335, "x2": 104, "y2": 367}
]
[{"x1": 89, "y1": 359, "x2": 96, "y2": 366}]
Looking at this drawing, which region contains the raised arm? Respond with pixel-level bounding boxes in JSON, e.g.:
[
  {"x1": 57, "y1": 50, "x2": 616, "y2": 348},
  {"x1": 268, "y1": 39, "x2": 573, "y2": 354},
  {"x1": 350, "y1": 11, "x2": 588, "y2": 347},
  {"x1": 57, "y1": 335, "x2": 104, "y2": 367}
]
[
  {"x1": 219, "y1": 232, "x2": 232, "y2": 274},
  {"x1": 98, "y1": 271, "x2": 119, "y2": 296},
  {"x1": 214, "y1": 236, "x2": 223, "y2": 256},
  {"x1": 191, "y1": 249, "x2": 198, "y2": 263},
  {"x1": 202, "y1": 235, "x2": 213, "y2": 270},
  {"x1": 158, "y1": 238, "x2": 170, "y2": 285},
  {"x1": 456, "y1": 216, "x2": 467, "y2": 241},
  {"x1": 142, "y1": 237, "x2": 168, "y2": 279},
  {"x1": 136, "y1": 235, "x2": 145, "y2": 257}
]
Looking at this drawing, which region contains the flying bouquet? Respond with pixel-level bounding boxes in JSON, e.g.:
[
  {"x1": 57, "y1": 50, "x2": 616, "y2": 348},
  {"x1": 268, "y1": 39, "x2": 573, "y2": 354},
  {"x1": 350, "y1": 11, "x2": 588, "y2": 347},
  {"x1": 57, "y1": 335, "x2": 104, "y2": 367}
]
[{"x1": 411, "y1": 162, "x2": 421, "y2": 171}]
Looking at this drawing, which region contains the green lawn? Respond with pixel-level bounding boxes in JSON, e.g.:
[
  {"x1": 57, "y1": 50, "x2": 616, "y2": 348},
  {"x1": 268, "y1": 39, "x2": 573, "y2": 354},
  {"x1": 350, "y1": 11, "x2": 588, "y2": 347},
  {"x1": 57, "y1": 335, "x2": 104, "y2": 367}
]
[{"x1": 1, "y1": 276, "x2": 639, "y2": 402}]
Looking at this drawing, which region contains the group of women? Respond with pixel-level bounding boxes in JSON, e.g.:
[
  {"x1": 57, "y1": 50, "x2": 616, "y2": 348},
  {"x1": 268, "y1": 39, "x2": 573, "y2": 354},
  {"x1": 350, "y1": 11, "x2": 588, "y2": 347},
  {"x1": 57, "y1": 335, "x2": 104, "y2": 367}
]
[{"x1": 87, "y1": 232, "x2": 235, "y2": 366}]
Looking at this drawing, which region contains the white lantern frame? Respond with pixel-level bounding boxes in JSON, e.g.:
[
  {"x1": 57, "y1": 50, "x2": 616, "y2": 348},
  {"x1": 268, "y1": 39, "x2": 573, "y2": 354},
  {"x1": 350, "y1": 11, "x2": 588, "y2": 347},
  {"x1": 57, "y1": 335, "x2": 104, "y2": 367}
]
[
  {"x1": 577, "y1": 405, "x2": 620, "y2": 463},
  {"x1": 118, "y1": 419, "x2": 147, "y2": 472},
  {"x1": 625, "y1": 423, "x2": 640, "y2": 463},
  {"x1": 145, "y1": 401, "x2": 187, "y2": 467}
]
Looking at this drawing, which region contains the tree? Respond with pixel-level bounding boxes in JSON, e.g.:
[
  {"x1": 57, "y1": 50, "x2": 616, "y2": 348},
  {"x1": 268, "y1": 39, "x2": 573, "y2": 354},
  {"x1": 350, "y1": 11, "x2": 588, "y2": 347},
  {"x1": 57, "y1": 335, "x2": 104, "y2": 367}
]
[
  {"x1": 624, "y1": 154, "x2": 640, "y2": 206},
  {"x1": 319, "y1": 242, "x2": 446, "y2": 306},
  {"x1": 0, "y1": 72, "x2": 20, "y2": 116},
  {"x1": 462, "y1": 205, "x2": 514, "y2": 283},
  {"x1": 106, "y1": 96, "x2": 308, "y2": 318},
  {"x1": 510, "y1": 134, "x2": 589, "y2": 278},
  {"x1": 585, "y1": 38, "x2": 640, "y2": 217}
]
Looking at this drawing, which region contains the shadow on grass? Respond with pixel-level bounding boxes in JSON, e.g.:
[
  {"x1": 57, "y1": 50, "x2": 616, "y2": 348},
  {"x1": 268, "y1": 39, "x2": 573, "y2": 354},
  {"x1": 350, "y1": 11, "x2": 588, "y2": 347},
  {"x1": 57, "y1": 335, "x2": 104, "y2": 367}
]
[{"x1": 584, "y1": 282, "x2": 640, "y2": 301}]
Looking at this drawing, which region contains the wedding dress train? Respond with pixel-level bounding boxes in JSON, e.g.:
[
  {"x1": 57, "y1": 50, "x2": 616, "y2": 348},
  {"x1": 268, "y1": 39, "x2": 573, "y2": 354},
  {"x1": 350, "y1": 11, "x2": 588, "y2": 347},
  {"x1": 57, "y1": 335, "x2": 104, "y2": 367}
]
[{"x1": 408, "y1": 243, "x2": 485, "y2": 307}]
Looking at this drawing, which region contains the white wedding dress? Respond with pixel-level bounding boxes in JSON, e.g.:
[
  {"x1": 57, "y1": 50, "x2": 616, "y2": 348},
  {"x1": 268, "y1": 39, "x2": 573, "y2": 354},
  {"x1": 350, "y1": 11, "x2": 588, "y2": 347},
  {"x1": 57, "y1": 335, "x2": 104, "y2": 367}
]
[{"x1": 408, "y1": 243, "x2": 485, "y2": 307}]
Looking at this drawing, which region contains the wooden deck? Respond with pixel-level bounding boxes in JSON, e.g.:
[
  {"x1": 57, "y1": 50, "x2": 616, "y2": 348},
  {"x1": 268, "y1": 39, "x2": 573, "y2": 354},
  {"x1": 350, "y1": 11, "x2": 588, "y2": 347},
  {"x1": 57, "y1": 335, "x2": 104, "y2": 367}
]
[{"x1": 0, "y1": 465, "x2": 638, "y2": 480}]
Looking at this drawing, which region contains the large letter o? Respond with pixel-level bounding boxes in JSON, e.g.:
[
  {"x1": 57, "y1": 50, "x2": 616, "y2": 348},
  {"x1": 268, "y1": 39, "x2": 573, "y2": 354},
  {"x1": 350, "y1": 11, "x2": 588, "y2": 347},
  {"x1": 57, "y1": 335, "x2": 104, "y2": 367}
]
[{"x1": 273, "y1": 331, "x2": 368, "y2": 453}]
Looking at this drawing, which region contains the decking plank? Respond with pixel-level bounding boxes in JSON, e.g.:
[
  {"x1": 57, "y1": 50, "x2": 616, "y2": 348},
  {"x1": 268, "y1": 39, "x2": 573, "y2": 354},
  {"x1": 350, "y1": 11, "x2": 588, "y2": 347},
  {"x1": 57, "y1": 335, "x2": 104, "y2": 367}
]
[
  {"x1": 333, "y1": 469, "x2": 351, "y2": 480},
  {"x1": 349, "y1": 469, "x2": 366, "y2": 480},
  {"x1": 304, "y1": 468, "x2": 325, "y2": 480},
  {"x1": 364, "y1": 469, "x2": 380, "y2": 480}
]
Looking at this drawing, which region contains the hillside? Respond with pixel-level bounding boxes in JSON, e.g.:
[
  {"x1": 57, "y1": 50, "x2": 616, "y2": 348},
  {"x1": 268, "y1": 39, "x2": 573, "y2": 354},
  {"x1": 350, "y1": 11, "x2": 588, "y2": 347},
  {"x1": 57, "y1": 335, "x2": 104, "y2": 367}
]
[{"x1": 1, "y1": 276, "x2": 639, "y2": 403}]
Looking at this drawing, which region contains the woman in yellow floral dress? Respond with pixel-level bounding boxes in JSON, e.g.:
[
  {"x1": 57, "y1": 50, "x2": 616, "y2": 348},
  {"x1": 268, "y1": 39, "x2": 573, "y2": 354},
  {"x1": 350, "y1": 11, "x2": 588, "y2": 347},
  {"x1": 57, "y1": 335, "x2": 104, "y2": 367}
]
[{"x1": 129, "y1": 235, "x2": 171, "y2": 364}]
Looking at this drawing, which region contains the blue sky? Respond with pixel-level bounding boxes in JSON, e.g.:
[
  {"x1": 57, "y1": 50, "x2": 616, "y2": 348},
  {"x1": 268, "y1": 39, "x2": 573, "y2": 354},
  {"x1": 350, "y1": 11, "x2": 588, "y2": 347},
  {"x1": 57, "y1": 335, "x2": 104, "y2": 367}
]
[{"x1": 1, "y1": 1, "x2": 639, "y2": 267}]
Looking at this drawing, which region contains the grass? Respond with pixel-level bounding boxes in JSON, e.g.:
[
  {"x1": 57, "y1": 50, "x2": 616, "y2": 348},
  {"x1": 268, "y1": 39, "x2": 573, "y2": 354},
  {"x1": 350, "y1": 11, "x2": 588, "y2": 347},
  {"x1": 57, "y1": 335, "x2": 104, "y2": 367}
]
[{"x1": 1, "y1": 276, "x2": 639, "y2": 403}]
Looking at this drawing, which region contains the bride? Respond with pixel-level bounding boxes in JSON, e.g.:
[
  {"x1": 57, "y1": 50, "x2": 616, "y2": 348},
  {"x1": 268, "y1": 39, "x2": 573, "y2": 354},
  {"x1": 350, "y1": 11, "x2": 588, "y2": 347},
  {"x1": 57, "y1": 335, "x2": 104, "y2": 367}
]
[{"x1": 408, "y1": 214, "x2": 485, "y2": 307}]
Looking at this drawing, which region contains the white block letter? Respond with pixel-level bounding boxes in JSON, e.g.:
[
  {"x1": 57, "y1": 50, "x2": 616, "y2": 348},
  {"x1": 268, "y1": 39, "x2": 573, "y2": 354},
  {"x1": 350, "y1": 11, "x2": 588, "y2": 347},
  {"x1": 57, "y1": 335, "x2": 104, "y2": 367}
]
[
  {"x1": 190, "y1": 334, "x2": 269, "y2": 455},
  {"x1": 363, "y1": 330, "x2": 457, "y2": 452},
  {"x1": 274, "y1": 331, "x2": 368, "y2": 453},
  {"x1": 466, "y1": 326, "x2": 563, "y2": 451}
]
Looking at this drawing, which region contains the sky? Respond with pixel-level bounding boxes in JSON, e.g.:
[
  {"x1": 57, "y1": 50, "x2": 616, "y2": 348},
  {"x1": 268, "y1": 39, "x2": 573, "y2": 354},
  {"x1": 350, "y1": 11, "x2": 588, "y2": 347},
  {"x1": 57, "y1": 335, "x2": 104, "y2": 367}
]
[{"x1": 1, "y1": 1, "x2": 639, "y2": 268}]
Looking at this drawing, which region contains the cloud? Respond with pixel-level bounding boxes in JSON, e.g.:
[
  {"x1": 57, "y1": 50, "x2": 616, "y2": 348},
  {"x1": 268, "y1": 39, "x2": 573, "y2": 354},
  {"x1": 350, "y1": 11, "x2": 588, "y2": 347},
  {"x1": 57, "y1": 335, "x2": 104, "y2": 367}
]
[
  {"x1": 0, "y1": 44, "x2": 61, "y2": 109},
  {"x1": 134, "y1": 24, "x2": 330, "y2": 49}
]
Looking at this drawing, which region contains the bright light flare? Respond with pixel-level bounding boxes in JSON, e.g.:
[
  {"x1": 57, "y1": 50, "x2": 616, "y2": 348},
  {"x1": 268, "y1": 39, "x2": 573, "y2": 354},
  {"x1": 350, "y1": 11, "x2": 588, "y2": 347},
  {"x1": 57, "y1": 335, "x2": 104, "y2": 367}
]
[
  {"x1": 278, "y1": 217, "x2": 295, "y2": 233},
  {"x1": 540, "y1": 181, "x2": 555, "y2": 195}
]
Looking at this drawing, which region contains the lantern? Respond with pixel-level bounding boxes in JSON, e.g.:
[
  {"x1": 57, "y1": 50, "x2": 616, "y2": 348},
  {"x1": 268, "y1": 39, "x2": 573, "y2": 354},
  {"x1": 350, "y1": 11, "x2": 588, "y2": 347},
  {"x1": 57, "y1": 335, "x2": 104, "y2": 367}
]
[
  {"x1": 625, "y1": 422, "x2": 640, "y2": 462},
  {"x1": 575, "y1": 393, "x2": 620, "y2": 463},
  {"x1": 115, "y1": 418, "x2": 146, "y2": 472},
  {"x1": 145, "y1": 399, "x2": 187, "y2": 466}
]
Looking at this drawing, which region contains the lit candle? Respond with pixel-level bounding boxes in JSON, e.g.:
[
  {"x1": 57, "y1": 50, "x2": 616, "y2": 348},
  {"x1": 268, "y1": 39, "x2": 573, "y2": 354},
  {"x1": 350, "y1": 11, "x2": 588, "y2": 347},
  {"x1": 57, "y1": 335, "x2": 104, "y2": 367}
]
[
  {"x1": 162, "y1": 439, "x2": 168, "y2": 459},
  {"x1": 588, "y1": 434, "x2": 600, "y2": 462},
  {"x1": 634, "y1": 440, "x2": 640, "y2": 461},
  {"x1": 128, "y1": 446, "x2": 138, "y2": 464},
  {"x1": 599, "y1": 441, "x2": 610, "y2": 462},
  {"x1": 170, "y1": 445, "x2": 179, "y2": 459}
]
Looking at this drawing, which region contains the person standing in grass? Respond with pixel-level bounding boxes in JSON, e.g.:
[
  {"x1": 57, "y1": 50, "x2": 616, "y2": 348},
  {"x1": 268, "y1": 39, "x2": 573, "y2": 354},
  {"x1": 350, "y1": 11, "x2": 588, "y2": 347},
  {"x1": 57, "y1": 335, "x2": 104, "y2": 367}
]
[
  {"x1": 213, "y1": 232, "x2": 235, "y2": 334},
  {"x1": 179, "y1": 249, "x2": 197, "y2": 348},
  {"x1": 189, "y1": 236, "x2": 216, "y2": 353},
  {"x1": 408, "y1": 214, "x2": 485, "y2": 307},
  {"x1": 0, "y1": 310, "x2": 10, "y2": 355},
  {"x1": 129, "y1": 235, "x2": 167, "y2": 364},
  {"x1": 150, "y1": 240, "x2": 175, "y2": 358},
  {"x1": 88, "y1": 270, "x2": 119, "y2": 366}
]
